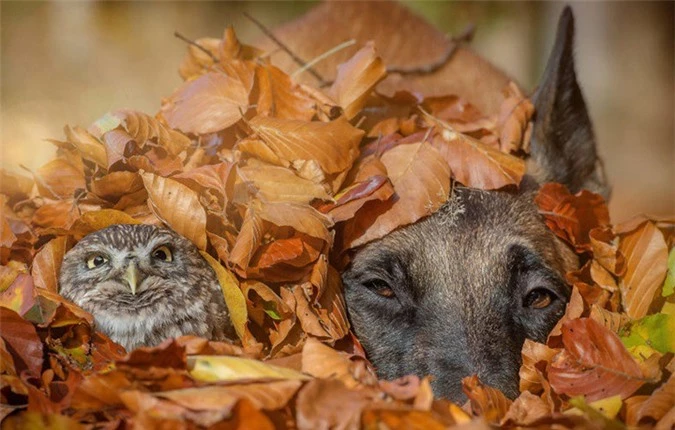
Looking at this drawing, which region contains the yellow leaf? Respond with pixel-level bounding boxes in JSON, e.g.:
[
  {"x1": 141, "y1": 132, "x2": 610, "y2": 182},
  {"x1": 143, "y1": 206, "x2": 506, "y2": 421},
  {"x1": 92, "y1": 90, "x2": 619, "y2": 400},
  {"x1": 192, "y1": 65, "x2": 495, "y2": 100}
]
[
  {"x1": 187, "y1": 355, "x2": 311, "y2": 383},
  {"x1": 199, "y1": 251, "x2": 247, "y2": 340}
]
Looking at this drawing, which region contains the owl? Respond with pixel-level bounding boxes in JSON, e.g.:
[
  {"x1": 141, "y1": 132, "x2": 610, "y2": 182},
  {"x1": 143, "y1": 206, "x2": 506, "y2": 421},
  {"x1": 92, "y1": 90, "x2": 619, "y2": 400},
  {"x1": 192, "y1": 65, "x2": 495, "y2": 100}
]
[{"x1": 59, "y1": 224, "x2": 235, "y2": 351}]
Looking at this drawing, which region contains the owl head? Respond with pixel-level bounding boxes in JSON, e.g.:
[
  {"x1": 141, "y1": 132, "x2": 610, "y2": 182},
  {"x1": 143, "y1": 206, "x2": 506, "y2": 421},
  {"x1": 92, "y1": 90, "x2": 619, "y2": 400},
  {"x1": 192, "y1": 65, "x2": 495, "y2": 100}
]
[{"x1": 59, "y1": 224, "x2": 206, "y2": 315}]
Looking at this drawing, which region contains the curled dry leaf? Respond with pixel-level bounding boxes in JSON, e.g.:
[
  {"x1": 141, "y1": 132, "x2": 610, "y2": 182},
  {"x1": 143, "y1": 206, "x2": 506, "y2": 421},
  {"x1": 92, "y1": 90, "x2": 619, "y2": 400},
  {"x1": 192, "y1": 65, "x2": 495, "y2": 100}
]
[
  {"x1": 31, "y1": 236, "x2": 69, "y2": 293},
  {"x1": 33, "y1": 158, "x2": 85, "y2": 200},
  {"x1": 255, "y1": 64, "x2": 315, "y2": 121},
  {"x1": 140, "y1": 172, "x2": 207, "y2": 250},
  {"x1": 535, "y1": 182, "x2": 610, "y2": 252},
  {"x1": 187, "y1": 355, "x2": 310, "y2": 383},
  {"x1": 161, "y1": 70, "x2": 253, "y2": 135},
  {"x1": 344, "y1": 141, "x2": 450, "y2": 249},
  {"x1": 618, "y1": 221, "x2": 668, "y2": 319},
  {"x1": 0, "y1": 307, "x2": 43, "y2": 377},
  {"x1": 295, "y1": 378, "x2": 367, "y2": 430},
  {"x1": 496, "y1": 82, "x2": 534, "y2": 154},
  {"x1": 548, "y1": 318, "x2": 658, "y2": 401},
  {"x1": 245, "y1": 115, "x2": 364, "y2": 177},
  {"x1": 329, "y1": 42, "x2": 387, "y2": 120},
  {"x1": 238, "y1": 161, "x2": 331, "y2": 204},
  {"x1": 424, "y1": 112, "x2": 525, "y2": 189},
  {"x1": 462, "y1": 375, "x2": 512, "y2": 424}
]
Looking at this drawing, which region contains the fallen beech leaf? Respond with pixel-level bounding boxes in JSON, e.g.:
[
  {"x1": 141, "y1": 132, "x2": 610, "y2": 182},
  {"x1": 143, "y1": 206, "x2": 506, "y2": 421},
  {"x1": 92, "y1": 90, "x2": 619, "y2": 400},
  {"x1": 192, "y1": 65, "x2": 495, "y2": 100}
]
[
  {"x1": 519, "y1": 339, "x2": 558, "y2": 394},
  {"x1": 621, "y1": 313, "x2": 675, "y2": 354},
  {"x1": 199, "y1": 251, "x2": 247, "y2": 340},
  {"x1": 245, "y1": 115, "x2": 363, "y2": 176},
  {"x1": 329, "y1": 42, "x2": 387, "y2": 120},
  {"x1": 31, "y1": 236, "x2": 69, "y2": 292},
  {"x1": 69, "y1": 209, "x2": 141, "y2": 241},
  {"x1": 0, "y1": 274, "x2": 36, "y2": 317},
  {"x1": 33, "y1": 158, "x2": 85, "y2": 200},
  {"x1": 589, "y1": 226, "x2": 626, "y2": 276},
  {"x1": 238, "y1": 162, "x2": 331, "y2": 204},
  {"x1": 158, "y1": 380, "x2": 302, "y2": 411},
  {"x1": 0, "y1": 170, "x2": 34, "y2": 201},
  {"x1": 501, "y1": 391, "x2": 551, "y2": 426},
  {"x1": 295, "y1": 378, "x2": 367, "y2": 430},
  {"x1": 549, "y1": 318, "x2": 656, "y2": 401},
  {"x1": 634, "y1": 374, "x2": 675, "y2": 425},
  {"x1": 618, "y1": 221, "x2": 668, "y2": 319},
  {"x1": 663, "y1": 248, "x2": 675, "y2": 297},
  {"x1": 462, "y1": 375, "x2": 512, "y2": 424},
  {"x1": 535, "y1": 182, "x2": 610, "y2": 252},
  {"x1": 162, "y1": 70, "x2": 253, "y2": 135},
  {"x1": 256, "y1": 64, "x2": 315, "y2": 120},
  {"x1": 140, "y1": 172, "x2": 207, "y2": 250},
  {"x1": 300, "y1": 338, "x2": 373, "y2": 389},
  {"x1": 2, "y1": 412, "x2": 85, "y2": 430},
  {"x1": 90, "y1": 171, "x2": 144, "y2": 201},
  {"x1": 564, "y1": 395, "x2": 624, "y2": 427},
  {"x1": 0, "y1": 307, "x2": 43, "y2": 377},
  {"x1": 589, "y1": 305, "x2": 630, "y2": 334},
  {"x1": 346, "y1": 141, "x2": 450, "y2": 248},
  {"x1": 57, "y1": 125, "x2": 108, "y2": 168},
  {"x1": 496, "y1": 82, "x2": 534, "y2": 154},
  {"x1": 361, "y1": 408, "x2": 451, "y2": 430},
  {"x1": 424, "y1": 112, "x2": 525, "y2": 189},
  {"x1": 187, "y1": 355, "x2": 311, "y2": 383}
]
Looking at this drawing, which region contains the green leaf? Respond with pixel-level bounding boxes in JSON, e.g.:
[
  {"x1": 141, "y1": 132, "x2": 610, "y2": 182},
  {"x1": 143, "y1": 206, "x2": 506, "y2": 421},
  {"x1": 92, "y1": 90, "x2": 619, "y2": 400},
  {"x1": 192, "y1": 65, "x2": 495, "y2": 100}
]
[
  {"x1": 620, "y1": 313, "x2": 675, "y2": 354},
  {"x1": 662, "y1": 247, "x2": 675, "y2": 297},
  {"x1": 263, "y1": 301, "x2": 282, "y2": 320}
]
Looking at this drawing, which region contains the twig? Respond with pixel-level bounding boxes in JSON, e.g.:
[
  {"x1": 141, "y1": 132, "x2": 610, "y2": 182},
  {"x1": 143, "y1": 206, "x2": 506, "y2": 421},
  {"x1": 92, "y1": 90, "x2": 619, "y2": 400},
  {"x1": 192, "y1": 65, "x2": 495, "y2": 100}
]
[
  {"x1": 243, "y1": 12, "x2": 326, "y2": 85},
  {"x1": 174, "y1": 31, "x2": 218, "y2": 63},
  {"x1": 387, "y1": 24, "x2": 476, "y2": 75},
  {"x1": 291, "y1": 39, "x2": 356, "y2": 80}
]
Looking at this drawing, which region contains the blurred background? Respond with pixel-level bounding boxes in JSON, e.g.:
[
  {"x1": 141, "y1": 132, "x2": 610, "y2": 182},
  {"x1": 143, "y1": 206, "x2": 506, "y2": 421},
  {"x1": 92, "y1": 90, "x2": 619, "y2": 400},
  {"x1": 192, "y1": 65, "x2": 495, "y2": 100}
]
[{"x1": 1, "y1": 1, "x2": 673, "y2": 222}]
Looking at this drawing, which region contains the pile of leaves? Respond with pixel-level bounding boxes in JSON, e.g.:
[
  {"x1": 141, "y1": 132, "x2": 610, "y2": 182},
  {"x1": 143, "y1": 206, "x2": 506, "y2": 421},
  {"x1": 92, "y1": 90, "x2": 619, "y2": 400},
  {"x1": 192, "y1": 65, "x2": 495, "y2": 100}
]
[{"x1": 1, "y1": 24, "x2": 673, "y2": 429}]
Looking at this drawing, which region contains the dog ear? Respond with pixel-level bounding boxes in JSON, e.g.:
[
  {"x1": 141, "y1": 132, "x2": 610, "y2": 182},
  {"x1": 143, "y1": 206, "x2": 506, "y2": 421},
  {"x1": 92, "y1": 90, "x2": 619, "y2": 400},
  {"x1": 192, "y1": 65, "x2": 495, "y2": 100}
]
[{"x1": 528, "y1": 6, "x2": 610, "y2": 199}]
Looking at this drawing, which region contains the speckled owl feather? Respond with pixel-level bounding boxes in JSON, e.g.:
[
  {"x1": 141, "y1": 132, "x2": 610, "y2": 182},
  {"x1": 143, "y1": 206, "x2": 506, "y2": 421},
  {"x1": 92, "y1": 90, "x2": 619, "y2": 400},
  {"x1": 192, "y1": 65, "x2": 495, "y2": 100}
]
[{"x1": 59, "y1": 224, "x2": 235, "y2": 351}]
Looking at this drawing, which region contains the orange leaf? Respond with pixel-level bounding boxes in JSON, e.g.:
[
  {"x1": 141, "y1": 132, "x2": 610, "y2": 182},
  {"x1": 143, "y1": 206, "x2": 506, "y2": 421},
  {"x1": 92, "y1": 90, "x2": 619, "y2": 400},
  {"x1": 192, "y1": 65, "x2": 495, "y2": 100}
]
[
  {"x1": 329, "y1": 42, "x2": 387, "y2": 120},
  {"x1": 346, "y1": 141, "x2": 450, "y2": 248},
  {"x1": 535, "y1": 182, "x2": 610, "y2": 253},
  {"x1": 31, "y1": 236, "x2": 69, "y2": 293},
  {"x1": 255, "y1": 64, "x2": 315, "y2": 120},
  {"x1": 245, "y1": 115, "x2": 363, "y2": 176},
  {"x1": 140, "y1": 172, "x2": 207, "y2": 250},
  {"x1": 618, "y1": 221, "x2": 668, "y2": 319},
  {"x1": 161, "y1": 70, "x2": 253, "y2": 135},
  {"x1": 238, "y1": 162, "x2": 331, "y2": 204},
  {"x1": 33, "y1": 158, "x2": 85, "y2": 200},
  {"x1": 548, "y1": 318, "x2": 656, "y2": 401},
  {"x1": 462, "y1": 375, "x2": 512, "y2": 424}
]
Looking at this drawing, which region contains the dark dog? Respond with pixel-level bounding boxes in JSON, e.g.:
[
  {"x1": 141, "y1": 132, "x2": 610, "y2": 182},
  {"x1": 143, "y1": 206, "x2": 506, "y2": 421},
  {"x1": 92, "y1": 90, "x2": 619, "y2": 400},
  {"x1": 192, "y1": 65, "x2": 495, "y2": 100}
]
[{"x1": 342, "y1": 7, "x2": 609, "y2": 402}]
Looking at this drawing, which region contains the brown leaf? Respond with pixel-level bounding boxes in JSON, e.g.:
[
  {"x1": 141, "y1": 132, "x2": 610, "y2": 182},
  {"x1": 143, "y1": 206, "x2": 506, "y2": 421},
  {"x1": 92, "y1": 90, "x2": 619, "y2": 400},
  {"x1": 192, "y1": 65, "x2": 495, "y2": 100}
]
[
  {"x1": 496, "y1": 82, "x2": 534, "y2": 154},
  {"x1": 590, "y1": 226, "x2": 626, "y2": 276},
  {"x1": 295, "y1": 378, "x2": 367, "y2": 430},
  {"x1": 635, "y1": 374, "x2": 675, "y2": 425},
  {"x1": 141, "y1": 172, "x2": 207, "y2": 250},
  {"x1": 361, "y1": 408, "x2": 452, "y2": 430},
  {"x1": 31, "y1": 236, "x2": 69, "y2": 293},
  {"x1": 0, "y1": 273, "x2": 36, "y2": 317},
  {"x1": 501, "y1": 391, "x2": 551, "y2": 426},
  {"x1": 300, "y1": 338, "x2": 375, "y2": 390},
  {"x1": 425, "y1": 113, "x2": 525, "y2": 189},
  {"x1": 33, "y1": 158, "x2": 85, "y2": 200},
  {"x1": 462, "y1": 375, "x2": 512, "y2": 424},
  {"x1": 90, "y1": 171, "x2": 144, "y2": 201},
  {"x1": 0, "y1": 170, "x2": 34, "y2": 202},
  {"x1": 161, "y1": 70, "x2": 253, "y2": 135},
  {"x1": 255, "y1": 64, "x2": 315, "y2": 120},
  {"x1": 157, "y1": 380, "x2": 302, "y2": 411},
  {"x1": 535, "y1": 182, "x2": 610, "y2": 253},
  {"x1": 519, "y1": 339, "x2": 558, "y2": 394},
  {"x1": 329, "y1": 42, "x2": 387, "y2": 120},
  {"x1": 548, "y1": 318, "x2": 655, "y2": 401},
  {"x1": 69, "y1": 209, "x2": 141, "y2": 241},
  {"x1": 618, "y1": 221, "x2": 668, "y2": 319},
  {"x1": 345, "y1": 141, "x2": 450, "y2": 248},
  {"x1": 238, "y1": 161, "x2": 331, "y2": 204},
  {"x1": 244, "y1": 115, "x2": 363, "y2": 177},
  {"x1": 0, "y1": 307, "x2": 43, "y2": 377}
]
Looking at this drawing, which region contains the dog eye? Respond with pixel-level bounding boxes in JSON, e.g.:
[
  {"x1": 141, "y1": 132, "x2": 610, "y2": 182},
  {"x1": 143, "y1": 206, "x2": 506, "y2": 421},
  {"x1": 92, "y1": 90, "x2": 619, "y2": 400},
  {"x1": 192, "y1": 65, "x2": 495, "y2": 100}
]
[
  {"x1": 152, "y1": 245, "x2": 173, "y2": 262},
  {"x1": 524, "y1": 288, "x2": 555, "y2": 309},
  {"x1": 364, "y1": 279, "x2": 395, "y2": 298},
  {"x1": 87, "y1": 254, "x2": 108, "y2": 269}
]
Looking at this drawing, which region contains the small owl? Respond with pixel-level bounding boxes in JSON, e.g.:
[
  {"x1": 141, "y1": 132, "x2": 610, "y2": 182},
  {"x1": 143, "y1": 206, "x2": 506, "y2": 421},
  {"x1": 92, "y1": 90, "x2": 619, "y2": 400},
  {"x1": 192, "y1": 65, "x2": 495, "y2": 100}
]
[{"x1": 59, "y1": 224, "x2": 235, "y2": 351}]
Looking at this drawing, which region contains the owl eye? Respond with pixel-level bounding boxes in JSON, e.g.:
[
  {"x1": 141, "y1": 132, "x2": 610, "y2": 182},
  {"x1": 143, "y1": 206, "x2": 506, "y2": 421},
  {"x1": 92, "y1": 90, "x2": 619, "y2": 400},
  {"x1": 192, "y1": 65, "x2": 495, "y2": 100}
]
[
  {"x1": 86, "y1": 254, "x2": 108, "y2": 269},
  {"x1": 152, "y1": 245, "x2": 173, "y2": 262}
]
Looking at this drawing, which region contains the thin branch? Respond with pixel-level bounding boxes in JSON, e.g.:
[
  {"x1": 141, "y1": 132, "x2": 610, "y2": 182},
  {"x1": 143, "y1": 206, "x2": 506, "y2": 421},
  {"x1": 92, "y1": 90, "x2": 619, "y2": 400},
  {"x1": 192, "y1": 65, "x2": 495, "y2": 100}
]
[
  {"x1": 387, "y1": 24, "x2": 476, "y2": 75},
  {"x1": 243, "y1": 12, "x2": 326, "y2": 85},
  {"x1": 174, "y1": 31, "x2": 218, "y2": 63},
  {"x1": 291, "y1": 39, "x2": 356, "y2": 80}
]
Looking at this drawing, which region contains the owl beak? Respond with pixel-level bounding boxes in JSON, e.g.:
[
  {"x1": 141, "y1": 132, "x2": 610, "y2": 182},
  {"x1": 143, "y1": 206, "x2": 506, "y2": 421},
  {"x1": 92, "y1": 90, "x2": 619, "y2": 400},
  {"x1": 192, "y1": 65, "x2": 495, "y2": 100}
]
[{"x1": 124, "y1": 262, "x2": 139, "y2": 295}]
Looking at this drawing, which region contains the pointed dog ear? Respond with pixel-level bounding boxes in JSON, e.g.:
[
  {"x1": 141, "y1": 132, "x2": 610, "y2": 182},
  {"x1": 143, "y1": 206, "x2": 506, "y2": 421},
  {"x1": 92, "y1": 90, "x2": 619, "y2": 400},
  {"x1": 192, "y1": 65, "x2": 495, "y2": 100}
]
[{"x1": 528, "y1": 6, "x2": 610, "y2": 199}]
